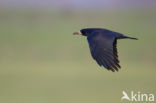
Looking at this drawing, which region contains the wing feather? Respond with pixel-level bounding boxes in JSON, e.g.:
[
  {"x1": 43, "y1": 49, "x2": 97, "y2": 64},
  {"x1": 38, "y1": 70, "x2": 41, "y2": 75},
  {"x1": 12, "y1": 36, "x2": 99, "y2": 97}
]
[{"x1": 87, "y1": 32, "x2": 121, "y2": 72}]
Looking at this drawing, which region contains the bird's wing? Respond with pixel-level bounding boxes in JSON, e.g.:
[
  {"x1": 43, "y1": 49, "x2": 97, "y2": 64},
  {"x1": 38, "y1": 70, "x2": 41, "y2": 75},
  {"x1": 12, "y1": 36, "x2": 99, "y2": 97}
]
[{"x1": 87, "y1": 32, "x2": 121, "y2": 72}]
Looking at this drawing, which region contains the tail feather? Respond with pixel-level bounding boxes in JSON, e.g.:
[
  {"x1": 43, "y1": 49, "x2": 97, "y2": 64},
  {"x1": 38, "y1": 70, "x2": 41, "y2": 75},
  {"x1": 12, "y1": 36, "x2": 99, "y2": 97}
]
[{"x1": 122, "y1": 36, "x2": 138, "y2": 40}]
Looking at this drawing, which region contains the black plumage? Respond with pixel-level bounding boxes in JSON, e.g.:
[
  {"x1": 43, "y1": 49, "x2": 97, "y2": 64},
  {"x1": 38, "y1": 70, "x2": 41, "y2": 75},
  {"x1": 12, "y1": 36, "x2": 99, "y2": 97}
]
[{"x1": 73, "y1": 28, "x2": 138, "y2": 72}]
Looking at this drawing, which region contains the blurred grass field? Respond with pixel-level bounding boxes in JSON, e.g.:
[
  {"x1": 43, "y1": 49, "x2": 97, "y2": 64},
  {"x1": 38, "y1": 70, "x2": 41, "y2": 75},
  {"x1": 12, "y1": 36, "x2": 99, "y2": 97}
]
[{"x1": 0, "y1": 9, "x2": 156, "y2": 103}]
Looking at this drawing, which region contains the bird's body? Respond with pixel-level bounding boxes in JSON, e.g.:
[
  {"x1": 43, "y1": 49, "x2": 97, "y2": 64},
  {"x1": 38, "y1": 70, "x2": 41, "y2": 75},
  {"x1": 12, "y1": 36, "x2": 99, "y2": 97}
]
[{"x1": 73, "y1": 28, "x2": 138, "y2": 72}]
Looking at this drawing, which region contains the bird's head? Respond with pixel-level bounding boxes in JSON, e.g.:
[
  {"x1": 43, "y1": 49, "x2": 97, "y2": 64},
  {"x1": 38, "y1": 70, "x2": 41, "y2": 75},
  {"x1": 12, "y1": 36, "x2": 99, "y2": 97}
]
[{"x1": 73, "y1": 28, "x2": 98, "y2": 36}]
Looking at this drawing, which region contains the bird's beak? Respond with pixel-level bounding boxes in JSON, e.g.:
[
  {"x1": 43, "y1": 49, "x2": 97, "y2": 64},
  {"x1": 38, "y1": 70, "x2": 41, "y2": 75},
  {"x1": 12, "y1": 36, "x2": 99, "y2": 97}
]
[{"x1": 73, "y1": 31, "x2": 82, "y2": 35}]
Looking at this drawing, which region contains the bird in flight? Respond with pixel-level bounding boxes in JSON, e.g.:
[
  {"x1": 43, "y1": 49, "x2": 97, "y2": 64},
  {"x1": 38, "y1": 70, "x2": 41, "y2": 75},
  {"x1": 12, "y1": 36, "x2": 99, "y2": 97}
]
[{"x1": 73, "y1": 28, "x2": 138, "y2": 72}]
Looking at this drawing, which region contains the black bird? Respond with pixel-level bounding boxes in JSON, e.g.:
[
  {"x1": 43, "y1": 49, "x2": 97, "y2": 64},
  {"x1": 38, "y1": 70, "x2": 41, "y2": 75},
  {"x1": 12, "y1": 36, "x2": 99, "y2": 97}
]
[{"x1": 73, "y1": 28, "x2": 138, "y2": 72}]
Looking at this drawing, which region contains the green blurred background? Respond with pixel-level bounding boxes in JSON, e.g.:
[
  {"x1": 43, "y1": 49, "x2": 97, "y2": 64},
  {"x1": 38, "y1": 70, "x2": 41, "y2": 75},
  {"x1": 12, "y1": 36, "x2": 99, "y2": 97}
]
[{"x1": 0, "y1": 1, "x2": 156, "y2": 103}]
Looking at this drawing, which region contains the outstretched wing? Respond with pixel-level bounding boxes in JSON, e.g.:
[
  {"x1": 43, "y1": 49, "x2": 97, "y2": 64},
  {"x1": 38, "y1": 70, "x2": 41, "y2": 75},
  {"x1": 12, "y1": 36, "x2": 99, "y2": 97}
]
[{"x1": 87, "y1": 32, "x2": 121, "y2": 72}]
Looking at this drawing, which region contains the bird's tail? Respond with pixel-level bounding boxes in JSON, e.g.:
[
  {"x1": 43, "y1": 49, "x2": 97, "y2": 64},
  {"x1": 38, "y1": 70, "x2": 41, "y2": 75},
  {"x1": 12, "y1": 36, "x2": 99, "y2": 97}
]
[{"x1": 121, "y1": 35, "x2": 138, "y2": 40}]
